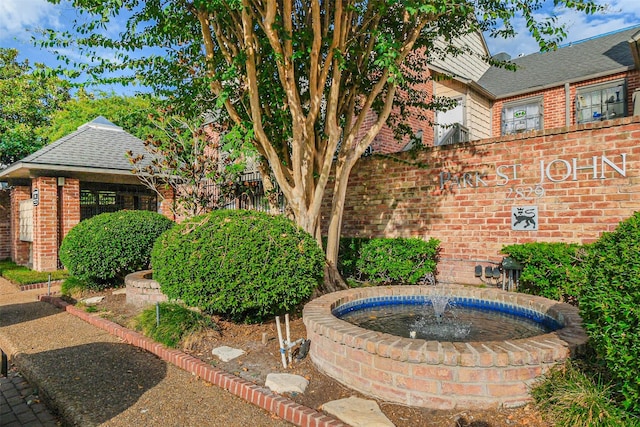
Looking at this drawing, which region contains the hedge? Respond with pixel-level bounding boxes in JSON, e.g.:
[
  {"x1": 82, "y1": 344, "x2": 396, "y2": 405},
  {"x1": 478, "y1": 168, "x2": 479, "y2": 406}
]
[
  {"x1": 151, "y1": 210, "x2": 324, "y2": 323},
  {"x1": 580, "y1": 212, "x2": 640, "y2": 414},
  {"x1": 59, "y1": 210, "x2": 174, "y2": 288}
]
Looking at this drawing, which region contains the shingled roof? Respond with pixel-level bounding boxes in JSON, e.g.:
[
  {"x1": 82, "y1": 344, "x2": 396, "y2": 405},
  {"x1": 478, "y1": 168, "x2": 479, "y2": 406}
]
[
  {"x1": 0, "y1": 117, "x2": 150, "y2": 181},
  {"x1": 478, "y1": 25, "x2": 640, "y2": 98}
]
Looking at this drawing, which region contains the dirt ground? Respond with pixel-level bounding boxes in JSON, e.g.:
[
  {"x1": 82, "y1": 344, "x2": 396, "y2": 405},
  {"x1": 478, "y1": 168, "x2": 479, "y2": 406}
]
[{"x1": 76, "y1": 289, "x2": 553, "y2": 427}]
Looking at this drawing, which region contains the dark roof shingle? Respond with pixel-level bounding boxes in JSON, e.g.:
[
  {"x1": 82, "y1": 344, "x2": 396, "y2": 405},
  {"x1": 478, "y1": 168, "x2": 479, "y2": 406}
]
[
  {"x1": 18, "y1": 116, "x2": 147, "y2": 171},
  {"x1": 478, "y1": 25, "x2": 640, "y2": 98}
]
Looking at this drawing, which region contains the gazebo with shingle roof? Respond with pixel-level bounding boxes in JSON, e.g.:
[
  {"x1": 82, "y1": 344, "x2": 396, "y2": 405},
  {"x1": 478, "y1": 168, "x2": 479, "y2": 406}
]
[{"x1": 0, "y1": 117, "x2": 169, "y2": 272}]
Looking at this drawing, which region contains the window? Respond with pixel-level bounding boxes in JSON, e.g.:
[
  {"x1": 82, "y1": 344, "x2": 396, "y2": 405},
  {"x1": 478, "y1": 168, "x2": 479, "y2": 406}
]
[
  {"x1": 436, "y1": 98, "x2": 467, "y2": 146},
  {"x1": 502, "y1": 98, "x2": 542, "y2": 135},
  {"x1": 576, "y1": 80, "x2": 626, "y2": 124}
]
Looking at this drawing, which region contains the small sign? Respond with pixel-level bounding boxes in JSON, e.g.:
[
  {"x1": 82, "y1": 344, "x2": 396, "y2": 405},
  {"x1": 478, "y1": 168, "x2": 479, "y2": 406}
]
[
  {"x1": 512, "y1": 206, "x2": 538, "y2": 230},
  {"x1": 514, "y1": 109, "x2": 527, "y2": 119},
  {"x1": 32, "y1": 188, "x2": 39, "y2": 206}
]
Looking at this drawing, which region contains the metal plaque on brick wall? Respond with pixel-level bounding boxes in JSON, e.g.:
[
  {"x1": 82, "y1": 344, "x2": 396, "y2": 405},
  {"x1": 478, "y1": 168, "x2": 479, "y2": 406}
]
[
  {"x1": 511, "y1": 206, "x2": 538, "y2": 231},
  {"x1": 32, "y1": 188, "x2": 39, "y2": 206}
]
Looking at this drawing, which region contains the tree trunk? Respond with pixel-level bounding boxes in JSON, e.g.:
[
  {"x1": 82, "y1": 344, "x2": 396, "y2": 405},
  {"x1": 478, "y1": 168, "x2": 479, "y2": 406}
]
[
  {"x1": 313, "y1": 262, "x2": 348, "y2": 297},
  {"x1": 257, "y1": 159, "x2": 281, "y2": 215}
]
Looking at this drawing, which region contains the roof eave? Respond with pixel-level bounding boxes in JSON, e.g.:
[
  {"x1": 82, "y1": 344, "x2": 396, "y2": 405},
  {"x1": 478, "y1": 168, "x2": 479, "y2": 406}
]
[
  {"x1": 492, "y1": 65, "x2": 636, "y2": 100},
  {"x1": 430, "y1": 65, "x2": 497, "y2": 100},
  {"x1": 629, "y1": 30, "x2": 640, "y2": 70},
  {"x1": 0, "y1": 162, "x2": 137, "y2": 180}
]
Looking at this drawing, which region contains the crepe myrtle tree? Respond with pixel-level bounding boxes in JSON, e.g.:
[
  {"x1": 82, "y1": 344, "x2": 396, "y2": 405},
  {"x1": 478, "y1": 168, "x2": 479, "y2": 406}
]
[{"x1": 41, "y1": 0, "x2": 600, "y2": 291}]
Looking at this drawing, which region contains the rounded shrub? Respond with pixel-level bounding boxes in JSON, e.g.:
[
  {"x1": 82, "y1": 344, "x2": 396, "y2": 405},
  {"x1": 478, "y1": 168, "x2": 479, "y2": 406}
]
[
  {"x1": 580, "y1": 212, "x2": 640, "y2": 414},
  {"x1": 501, "y1": 242, "x2": 587, "y2": 303},
  {"x1": 59, "y1": 210, "x2": 174, "y2": 288},
  {"x1": 354, "y1": 237, "x2": 440, "y2": 284},
  {"x1": 151, "y1": 210, "x2": 324, "y2": 323}
]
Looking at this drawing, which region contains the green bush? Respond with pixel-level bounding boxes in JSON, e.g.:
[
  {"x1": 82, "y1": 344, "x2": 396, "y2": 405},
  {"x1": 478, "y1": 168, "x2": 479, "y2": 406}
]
[
  {"x1": 59, "y1": 210, "x2": 174, "y2": 288},
  {"x1": 531, "y1": 360, "x2": 632, "y2": 427},
  {"x1": 353, "y1": 237, "x2": 440, "y2": 284},
  {"x1": 134, "y1": 302, "x2": 217, "y2": 348},
  {"x1": 581, "y1": 212, "x2": 640, "y2": 414},
  {"x1": 331, "y1": 237, "x2": 368, "y2": 279},
  {"x1": 501, "y1": 242, "x2": 587, "y2": 302},
  {"x1": 151, "y1": 210, "x2": 324, "y2": 323}
]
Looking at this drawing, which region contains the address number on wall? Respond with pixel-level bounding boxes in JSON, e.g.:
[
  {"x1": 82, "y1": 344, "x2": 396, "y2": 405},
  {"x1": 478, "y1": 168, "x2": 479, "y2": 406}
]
[{"x1": 505, "y1": 185, "x2": 545, "y2": 201}]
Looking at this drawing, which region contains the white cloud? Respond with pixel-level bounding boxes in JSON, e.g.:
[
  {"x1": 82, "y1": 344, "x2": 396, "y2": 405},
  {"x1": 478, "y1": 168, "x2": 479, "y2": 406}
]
[
  {"x1": 484, "y1": 0, "x2": 640, "y2": 58},
  {"x1": 0, "y1": 0, "x2": 61, "y2": 42}
]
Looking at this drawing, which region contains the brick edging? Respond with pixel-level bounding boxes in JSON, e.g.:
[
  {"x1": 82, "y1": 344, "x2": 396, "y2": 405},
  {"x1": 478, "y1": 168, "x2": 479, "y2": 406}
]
[
  {"x1": 38, "y1": 295, "x2": 345, "y2": 427},
  {"x1": 20, "y1": 280, "x2": 64, "y2": 292}
]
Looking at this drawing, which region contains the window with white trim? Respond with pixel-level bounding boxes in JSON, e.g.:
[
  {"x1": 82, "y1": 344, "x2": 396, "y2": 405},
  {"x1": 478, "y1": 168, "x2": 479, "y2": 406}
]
[
  {"x1": 502, "y1": 98, "x2": 543, "y2": 135},
  {"x1": 576, "y1": 80, "x2": 626, "y2": 124}
]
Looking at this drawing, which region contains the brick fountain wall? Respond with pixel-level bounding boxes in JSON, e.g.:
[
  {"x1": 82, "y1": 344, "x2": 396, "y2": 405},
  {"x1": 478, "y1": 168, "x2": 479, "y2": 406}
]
[{"x1": 304, "y1": 285, "x2": 587, "y2": 409}]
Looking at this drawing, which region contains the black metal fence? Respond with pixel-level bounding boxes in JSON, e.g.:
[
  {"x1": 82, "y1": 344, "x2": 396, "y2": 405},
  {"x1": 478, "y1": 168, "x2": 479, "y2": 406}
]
[
  {"x1": 79, "y1": 183, "x2": 157, "y2": 221},
  {"x1": 205, "y1": 175, "x2": 287, "y2": 213}
]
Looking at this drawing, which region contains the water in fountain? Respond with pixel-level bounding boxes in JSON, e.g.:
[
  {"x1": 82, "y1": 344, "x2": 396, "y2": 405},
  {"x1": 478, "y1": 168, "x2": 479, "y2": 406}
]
[
  {"x1": 409, "y1": 279, "x2": 472, "y2": 340},
  {"x1": 430, "y1": 292, "x2": 450, "y2": 322}
]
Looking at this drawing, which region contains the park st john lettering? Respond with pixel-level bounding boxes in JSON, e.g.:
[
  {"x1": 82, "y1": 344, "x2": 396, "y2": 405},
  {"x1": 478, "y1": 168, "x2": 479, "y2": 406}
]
[{"x1": 439, "y1": 154, "x2": 627, "y2": 190}]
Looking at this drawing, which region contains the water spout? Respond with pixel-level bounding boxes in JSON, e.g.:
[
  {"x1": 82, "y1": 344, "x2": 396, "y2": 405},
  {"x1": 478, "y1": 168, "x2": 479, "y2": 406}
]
[{"x1": 430, "y1": 291, "x2": 450, "y2": 319}]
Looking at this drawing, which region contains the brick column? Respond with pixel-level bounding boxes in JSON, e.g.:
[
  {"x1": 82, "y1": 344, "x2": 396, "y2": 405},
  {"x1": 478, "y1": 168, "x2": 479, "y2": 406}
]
[
  {"x1": 0, "y1": 191, "x2": 10, "y2": 259},
  {"x1": 10, "y1": 185, "x2": 31, "y2": 266},
  {"x1": 59, "y1": 178, "x2": 80, "y2": 239},
  {"x1": 158, "y1": 186, "x2": 177, "y2": 222},
  {"x1": 32, "y1": 177, "x2": 58, "y2": 271}
]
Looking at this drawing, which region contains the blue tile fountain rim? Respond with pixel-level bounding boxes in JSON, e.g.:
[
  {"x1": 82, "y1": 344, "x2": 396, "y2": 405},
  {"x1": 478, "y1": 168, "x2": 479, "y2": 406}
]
[{"x1": 332, "y1": 295, "x2": 562, "y2": 331}]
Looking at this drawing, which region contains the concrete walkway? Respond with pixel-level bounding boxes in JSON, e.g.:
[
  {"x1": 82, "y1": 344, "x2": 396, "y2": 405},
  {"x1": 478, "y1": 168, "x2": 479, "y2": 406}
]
[{"x1": 0, "y1": 278, "x2": 344, "y2": 427}]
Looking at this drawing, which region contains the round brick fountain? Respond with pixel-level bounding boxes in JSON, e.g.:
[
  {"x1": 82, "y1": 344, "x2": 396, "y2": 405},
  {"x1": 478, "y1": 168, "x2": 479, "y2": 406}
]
[{"x1": 303, "y1": 285, "x2": 587, "y2": 409}]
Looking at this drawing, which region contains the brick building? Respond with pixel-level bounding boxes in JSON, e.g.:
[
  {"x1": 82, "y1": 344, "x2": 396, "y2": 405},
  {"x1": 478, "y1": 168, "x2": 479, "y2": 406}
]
[
  {"x1": 0, "y1": 117, "x2": 165, "y2": 270},
  {"x1": 479, "y1": 26, "x2": 640, "y2": 138},
  {"x1": 371, "y1": 25, "x2": 640, "y2": 152}
]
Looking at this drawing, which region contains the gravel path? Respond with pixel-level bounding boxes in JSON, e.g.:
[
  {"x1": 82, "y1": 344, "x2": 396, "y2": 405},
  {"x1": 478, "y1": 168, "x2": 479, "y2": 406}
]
[{"x1": 0, "y1": 278, "x2": 292, "y2": 427}]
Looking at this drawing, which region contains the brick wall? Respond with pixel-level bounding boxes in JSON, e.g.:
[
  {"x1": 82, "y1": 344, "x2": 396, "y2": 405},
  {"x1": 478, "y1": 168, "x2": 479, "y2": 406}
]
[
  {"x1": 59, "y1": 178, "x2": 80, "y2": 239},
  {"x1": 32, "y1": 177, "x2": 58, "y2": 271},
  {"x1": 0, "y1": 191, "x2": 9, "y2": 259},
  {"x1": 325, "y1": 115, "x2": 640, "y2": 284},
  {"x1": 10, "y1": 186, "x2": 31, "y2": 266},
  {"x1": 158, "y1": 186, "x2": 177, "y2": 222},
  {"x1": 492, "y1": 71, "x2": 640, "y2": 137},
  {"x1": 369, "y1": 78, "x2": 435, "y2": 154}
]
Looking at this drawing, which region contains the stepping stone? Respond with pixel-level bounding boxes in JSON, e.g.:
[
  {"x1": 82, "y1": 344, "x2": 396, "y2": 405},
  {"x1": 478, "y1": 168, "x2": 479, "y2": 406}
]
[
  {"x1": 112, "y1": 288, "x2": 127, "y2": 295},
  {"x1": 322, "y1": 396, "x2": 394, "y2": 427},
  {"x1": 211, "y1": 346, "x2": 245, "y2": 362},
  {"x1": 265, "y1": 373, "x2": 309, "y2": 394},
  {"x1": 81, "y1": 296, "x2": 105, "y2": 305}
]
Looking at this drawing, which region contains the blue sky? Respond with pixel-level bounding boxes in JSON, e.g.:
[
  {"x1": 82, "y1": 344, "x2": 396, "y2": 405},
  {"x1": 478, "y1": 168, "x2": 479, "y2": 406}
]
[{"x1": 1, "y1": 0, "x2": 639, "y2": 92}]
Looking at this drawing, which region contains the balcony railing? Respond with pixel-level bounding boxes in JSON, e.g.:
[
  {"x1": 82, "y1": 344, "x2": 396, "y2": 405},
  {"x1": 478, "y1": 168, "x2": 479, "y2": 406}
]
[{"x1": 437, "y1": 123, "x2": 469, "y2": 146}]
